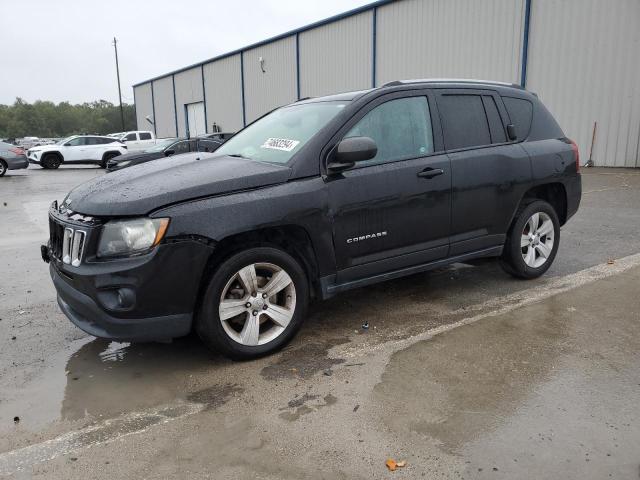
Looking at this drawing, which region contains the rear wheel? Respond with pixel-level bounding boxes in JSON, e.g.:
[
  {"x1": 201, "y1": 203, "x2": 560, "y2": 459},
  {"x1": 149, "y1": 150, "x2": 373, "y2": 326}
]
[
  {"x1": 196, "y1": 247, "x2": 309, "y2": 360},
  {"x1": 500, "y1": 200, "x2": 560, "y2": 279},
  {"x1": 0, "y1": 160, "x2": 7, "y2": 177},
  {"x1": 42, "y1": 153, "x2": 61, "y2": 169}
]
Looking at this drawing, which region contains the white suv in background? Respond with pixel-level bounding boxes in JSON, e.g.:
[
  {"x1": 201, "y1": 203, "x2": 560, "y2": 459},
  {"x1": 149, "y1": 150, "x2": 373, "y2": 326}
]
[
  {"x1": 116, "y1": 131, "x2": 156, "y2": 152},
  {"x1": 27, "y1": 135, "x2": 127, "y2": 169}
]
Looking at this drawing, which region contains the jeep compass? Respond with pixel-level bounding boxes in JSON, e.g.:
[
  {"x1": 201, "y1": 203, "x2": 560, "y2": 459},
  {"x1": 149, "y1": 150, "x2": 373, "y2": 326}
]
[{"x1": 43, "y1": 80, "x2": 581, "y2": 359}]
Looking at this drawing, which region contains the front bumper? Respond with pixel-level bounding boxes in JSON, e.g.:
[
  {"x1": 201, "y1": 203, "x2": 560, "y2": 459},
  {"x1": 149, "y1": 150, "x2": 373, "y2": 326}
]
[
  {"x1": 51, "y1": 263, "x2": 192, "y2": 341},
  {"x1": 46, "y1": 231, "x2": 214, "y2": 342}
]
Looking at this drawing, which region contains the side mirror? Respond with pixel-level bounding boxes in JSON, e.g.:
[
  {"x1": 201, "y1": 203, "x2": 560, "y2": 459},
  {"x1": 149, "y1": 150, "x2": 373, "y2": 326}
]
[
  {"x1": 165, "y1": 149, "x2": 175, "y2": 156},
  {"x1": 327, "y1": 136, "x2": 377, "y2": 174},
  {"x1": 506, "y1": 124, "x2": 518, "y2": 141}
]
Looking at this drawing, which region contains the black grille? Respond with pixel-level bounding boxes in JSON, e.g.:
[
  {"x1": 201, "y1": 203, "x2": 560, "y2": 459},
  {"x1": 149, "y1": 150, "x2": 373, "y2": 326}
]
[{"x1": 49, "y1": 216, "x2": 65, "y2": 260}]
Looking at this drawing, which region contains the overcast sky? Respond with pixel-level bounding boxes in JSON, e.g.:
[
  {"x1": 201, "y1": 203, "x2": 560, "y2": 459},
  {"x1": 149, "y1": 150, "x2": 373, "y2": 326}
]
[{"x1": 0, "y1": 0, "x2": 372, "y2": 105}]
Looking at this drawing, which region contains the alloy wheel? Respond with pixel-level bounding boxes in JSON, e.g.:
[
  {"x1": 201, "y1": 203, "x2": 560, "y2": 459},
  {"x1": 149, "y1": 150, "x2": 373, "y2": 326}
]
[
  {"x1": 521, "y1": 212, "x2": 555, "y2": 268},
  {"x1": 218, "y1": 262, "x2": 296, "y2": 346}
]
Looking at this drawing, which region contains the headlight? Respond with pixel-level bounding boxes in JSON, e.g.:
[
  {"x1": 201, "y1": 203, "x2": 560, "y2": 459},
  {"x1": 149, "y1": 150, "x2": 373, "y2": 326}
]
[
  {"x1": 116, "y1": 160, "x2": 130, "y2": 167},
  {"x1": 97, "y1": 218, "x2": 169, "y2": 257}
]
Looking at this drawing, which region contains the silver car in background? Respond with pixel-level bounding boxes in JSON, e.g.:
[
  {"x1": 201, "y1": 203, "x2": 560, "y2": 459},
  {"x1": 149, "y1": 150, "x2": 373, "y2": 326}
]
[{"x1": 0, "y1": 141, "x2": 28, "y2": 176}]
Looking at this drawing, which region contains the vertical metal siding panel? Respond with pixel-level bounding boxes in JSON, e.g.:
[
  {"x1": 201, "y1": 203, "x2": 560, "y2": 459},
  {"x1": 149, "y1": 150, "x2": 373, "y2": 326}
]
[
  {"x1": 299, "y1": 11, "x2": 373, "y2": 97},
  {"x1": 527, "y1": 0, "x2": 640, "y2": 167},
  {"x1": 243, "y1": 36, "x2": 297, "y2": 123},
  {"x1": 375, "y1": 0, "x2": 524, "y2": 86},
  {"x1": 174, "y1": 67, "x2": 205, "y2": 137},
  {"x1": 203, "y1": 55, "x2": 244, "y2": 133},
  {"x1": 151, "y1": 76, "x2": 176, "y2": 139},
  {"x1": 133, "y1": 84, "x2": 153, "y2": 132}
]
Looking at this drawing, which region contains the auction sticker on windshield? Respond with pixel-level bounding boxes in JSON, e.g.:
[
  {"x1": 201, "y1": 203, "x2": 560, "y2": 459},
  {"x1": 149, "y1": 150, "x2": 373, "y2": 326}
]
[{"x1": 261, "y1": 138, "x2": 300, "y2": 152}]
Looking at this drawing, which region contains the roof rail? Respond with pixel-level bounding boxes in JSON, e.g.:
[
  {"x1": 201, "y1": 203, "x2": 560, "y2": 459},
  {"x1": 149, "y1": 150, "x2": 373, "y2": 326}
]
[{"x1": 381, "y1": 78, "x2": 523, "y2": 89}]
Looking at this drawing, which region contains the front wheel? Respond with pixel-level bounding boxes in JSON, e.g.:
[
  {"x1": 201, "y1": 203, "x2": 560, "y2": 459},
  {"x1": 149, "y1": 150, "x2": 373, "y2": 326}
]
[
  {"x1": 42, "y1": 154, "x2": 61, "y2": 169},
  {"x1": 196, "y1": 247, "x2": 309, "y2": 360},
  {"x1": 500, "y1": 200, "x2": 560, "y2": 279}
]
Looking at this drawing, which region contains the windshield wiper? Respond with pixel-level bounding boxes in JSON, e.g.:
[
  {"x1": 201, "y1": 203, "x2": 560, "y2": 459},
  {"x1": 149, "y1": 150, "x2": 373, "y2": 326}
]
[{"x1": 227, "y1": 153, "x2": 250, "y2": 159}]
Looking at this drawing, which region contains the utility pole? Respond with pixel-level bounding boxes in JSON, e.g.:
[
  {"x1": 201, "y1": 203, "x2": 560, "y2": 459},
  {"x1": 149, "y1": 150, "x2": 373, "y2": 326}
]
[{"x1": 112, "y1": 37, "x2": 125, "y2": 130}]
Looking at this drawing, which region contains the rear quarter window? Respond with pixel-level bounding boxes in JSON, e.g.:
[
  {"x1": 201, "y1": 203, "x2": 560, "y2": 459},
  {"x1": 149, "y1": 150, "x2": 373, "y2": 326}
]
[{"x1": 502, "y1": 97, "x2": 533, "y2": 140}]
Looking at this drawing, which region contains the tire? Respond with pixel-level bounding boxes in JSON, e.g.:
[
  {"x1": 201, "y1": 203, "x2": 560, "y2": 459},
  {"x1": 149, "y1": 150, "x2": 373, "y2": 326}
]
[
  {"x1": 0, "y1": 160, "x2": 6, "y2": 177},
  {"x1": 196, "y1": 247, "x2": 309, "y2": 360},
  {"x1": 101, "y1": 151, "x2": 120, "y2": 169},
  {"x1": 42, "y1": 153, "x2": 61, "y2": 169},
  {"x1": 500, "y1": 199, "x2": 560, "y2": 279}
]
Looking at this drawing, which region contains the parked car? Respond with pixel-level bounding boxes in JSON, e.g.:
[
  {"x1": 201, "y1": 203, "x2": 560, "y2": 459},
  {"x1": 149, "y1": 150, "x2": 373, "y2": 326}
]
[
  {"x1": 106, "y1": 137, "x2": 225, "y2": 172},
  {"x1": 43, "y1": 79, "x2": 581, "y2": 359},
  {"x1": 17, "y1": 137, "x2": 42, "y2": 149},
  {"x1": 0, "y1": 142, "x2": 28, "y2": 176},
  {"x1": 115, "y1": 131, "x2": 156, "y2": 152},
  {"x1": 27, "y1": 135, "x2": 127, "y2": 169},
  {"x1": 200, "y1": 132, "x2": 235, "y2": 142}
]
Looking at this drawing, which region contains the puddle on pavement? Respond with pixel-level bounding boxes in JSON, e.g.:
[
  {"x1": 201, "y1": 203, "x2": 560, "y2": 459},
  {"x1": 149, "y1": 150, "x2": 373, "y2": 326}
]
[
  {"x1": 0, "y1": 335, "x2": 220, "y2": 435},
  {"x1": 260, "y1": 340, "x2": 347, "y2": 380},
  {"x1": 278, "y1": 393, "x2": 338, "y2": 421}
]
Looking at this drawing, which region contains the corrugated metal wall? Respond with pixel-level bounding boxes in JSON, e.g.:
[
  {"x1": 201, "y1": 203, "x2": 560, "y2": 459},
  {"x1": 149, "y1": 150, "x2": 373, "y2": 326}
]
[
  {"x1": 242, "y1": 36, "x2": 297, "y2": 124},
  {"x1": 174, "y1": 67, "x2": 204, "y2": 137},
  {"x1": 375, "y1": 0, "x2": 525, "y2": 85},
  {"x1": 203, "y1": 54, "x2": 244, "y2": 133},
  {"x1": 526, "y1": 0, "x2": 640, "y2": 167},
  {"x1": 133, "y1": 83, "x2": 153, "y2": 134},
  {"x1": 133, "y1": 0, "x2": 640, "y2": 167},
  {"x1": 152, "y1": 76, "x2": 176, "y2": 138},
  {"x1": 299, "y1": 11, "x2": 373, "y2": 97}
]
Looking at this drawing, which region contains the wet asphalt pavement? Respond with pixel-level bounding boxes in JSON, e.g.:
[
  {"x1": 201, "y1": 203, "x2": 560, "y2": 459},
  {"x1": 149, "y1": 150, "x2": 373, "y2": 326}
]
[{"x1": 0, "y1": 165, "x2": 639, "y2": 478}]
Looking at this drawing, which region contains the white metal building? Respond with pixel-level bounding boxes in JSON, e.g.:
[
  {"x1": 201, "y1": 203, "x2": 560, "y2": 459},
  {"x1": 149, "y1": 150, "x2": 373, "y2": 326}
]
[{"x1": 133, "y1": 0, "x2": 640, "y2": 168}]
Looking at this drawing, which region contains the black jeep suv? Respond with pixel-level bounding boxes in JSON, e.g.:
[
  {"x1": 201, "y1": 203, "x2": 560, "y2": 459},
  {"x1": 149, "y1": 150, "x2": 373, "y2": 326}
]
[{"x1": 43, "y1": 80, "x2": 581, "y2": 359}]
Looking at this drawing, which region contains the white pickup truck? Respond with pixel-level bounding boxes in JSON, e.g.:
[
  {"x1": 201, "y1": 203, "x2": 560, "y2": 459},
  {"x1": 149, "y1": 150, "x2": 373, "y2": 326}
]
[{"x1": 113, "y1": 131, "x2": 157, "y2": 152}]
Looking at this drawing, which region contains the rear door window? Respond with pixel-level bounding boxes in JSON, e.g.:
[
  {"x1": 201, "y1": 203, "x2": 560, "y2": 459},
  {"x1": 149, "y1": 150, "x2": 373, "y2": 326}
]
[
  {"x1": 85, "y1": 137, "x2": 104, "y2": 145},
  {"x1": 139, "y1": 132, "x2": 152, "y2": 140},
  {"x1": 502, "y1": 96, "x2": 533, "y2": 140},
  {"x1": 437, "y1": 94, "x2": 491, "y2": 150},
  {"x1": 345, "y1": 96, "x2": 434, "y2": 167}
]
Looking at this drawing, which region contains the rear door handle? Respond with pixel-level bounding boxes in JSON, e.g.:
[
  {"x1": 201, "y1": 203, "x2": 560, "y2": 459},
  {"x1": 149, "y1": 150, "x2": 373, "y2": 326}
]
[{"x1": 417, "y1": 167, "x2": 444, "y2": 179}]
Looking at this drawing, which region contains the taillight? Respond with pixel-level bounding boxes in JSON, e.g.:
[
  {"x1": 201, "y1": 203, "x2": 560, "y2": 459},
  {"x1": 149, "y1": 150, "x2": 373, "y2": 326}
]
[
  {"x1": 9, "y1": 147, "x2": 24, "y2": 155},
  {"x1": 569, "y1": 139, "x2": 580, "y2": 172}
]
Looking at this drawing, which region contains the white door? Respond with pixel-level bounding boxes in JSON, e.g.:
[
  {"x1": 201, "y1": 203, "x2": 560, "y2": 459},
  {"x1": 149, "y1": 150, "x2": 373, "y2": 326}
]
[
  {"x1": 186, "y1": 102, "x2": 206, "y2": 138},
  {"x1": 62, "y1": 137, "x2": 87, "y2": 161}
]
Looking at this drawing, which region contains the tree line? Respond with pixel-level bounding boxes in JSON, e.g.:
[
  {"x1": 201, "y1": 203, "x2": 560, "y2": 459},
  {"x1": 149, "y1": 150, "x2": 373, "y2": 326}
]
[{"x1": 0, "y1": 98, "x2": 137, "y2": 139}]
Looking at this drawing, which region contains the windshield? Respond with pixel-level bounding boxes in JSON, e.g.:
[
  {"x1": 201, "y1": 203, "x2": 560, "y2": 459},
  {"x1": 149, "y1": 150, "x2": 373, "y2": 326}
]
[
  {"x1": 56, "y1": 136, "x2": 76, "y2": 145},
  {"x1": 145, "y1": 138, "x2": 178, "y2": 152},
  {"x1": 214, "y1": 101, "x2": 347, "y2": 164}
]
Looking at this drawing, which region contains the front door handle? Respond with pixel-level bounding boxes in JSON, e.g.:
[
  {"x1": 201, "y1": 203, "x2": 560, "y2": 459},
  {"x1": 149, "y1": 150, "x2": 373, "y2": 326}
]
[{"x1": 417, "y1": 167, "x2": 444, "y2": 179}]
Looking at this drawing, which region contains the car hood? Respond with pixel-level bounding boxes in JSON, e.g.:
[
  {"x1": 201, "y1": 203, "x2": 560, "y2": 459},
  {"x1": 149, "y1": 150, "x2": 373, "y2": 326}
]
[{"x1": 65, "y1": 153, "x2": 292, "y2": 216}]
